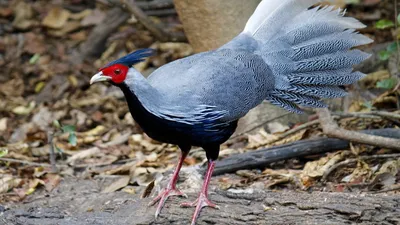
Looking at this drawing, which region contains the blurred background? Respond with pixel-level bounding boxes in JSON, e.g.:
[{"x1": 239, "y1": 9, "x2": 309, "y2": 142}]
[{"x1": 0, "y1": 0, "x2": 399, "y2": 218}]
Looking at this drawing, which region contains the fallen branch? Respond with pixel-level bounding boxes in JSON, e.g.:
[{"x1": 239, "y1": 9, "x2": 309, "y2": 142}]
[
  {"x1": 74, "y1": 7, "x2": 129, "y2": 63},
  {"x1": 106, "y1": 0, "x2": 186, "y2": 42},
  {"x1": 317, "y1": 108, "x2": 400, "y2": 151},
  {"x1": 321, "y1": 153, "x2": 400, "y2": 182},
  {"x1": 145, "y1": 8, "x2": 176, "y2": 17},
  {"x1": 136, "y1": 0, "x2": 174, "y2": 10},
  {"x1": 213, "y1": 128, "x2": 400, "y2": 175}
]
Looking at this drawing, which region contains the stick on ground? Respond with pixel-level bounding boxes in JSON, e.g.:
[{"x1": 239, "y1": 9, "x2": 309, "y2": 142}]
[
  {"x1": 213, "y1": 128, "x2": 400, "y2": 175},
  {"x1": 317, "y1": 108, "x2": 400, "y2": 151}
]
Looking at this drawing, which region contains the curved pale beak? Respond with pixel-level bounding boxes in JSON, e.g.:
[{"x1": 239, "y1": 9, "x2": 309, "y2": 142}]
[{"x1": 90, "y1": 72, "x2": 111, "y2": 85}]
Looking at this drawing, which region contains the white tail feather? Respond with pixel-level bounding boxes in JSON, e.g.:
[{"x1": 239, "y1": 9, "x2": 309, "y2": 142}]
[
  {"x1": 242, "y1": 0, "x2": 373, "y2": 112},
  {"x1": 244, "y1": 0, "x2": 319, "y2": 39}
]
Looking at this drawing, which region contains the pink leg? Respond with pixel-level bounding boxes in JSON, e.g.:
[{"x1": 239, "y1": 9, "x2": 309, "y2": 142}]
[
  {"x1": 181, "y1": 160, "x2": 218, "y2": 225},
  {"x1": 149, "y1": 151, "x2": 188, "y2": 218}
]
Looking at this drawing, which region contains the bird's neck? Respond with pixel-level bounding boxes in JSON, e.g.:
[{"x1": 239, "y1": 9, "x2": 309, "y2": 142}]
[{"x1": 118, "y1": 69, "x2": 163, "y2": 122}]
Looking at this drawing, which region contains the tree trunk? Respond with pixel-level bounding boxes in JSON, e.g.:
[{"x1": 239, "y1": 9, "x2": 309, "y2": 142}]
[{"x1": 173, "y1": 0, "x2": 260, "y2": 52}]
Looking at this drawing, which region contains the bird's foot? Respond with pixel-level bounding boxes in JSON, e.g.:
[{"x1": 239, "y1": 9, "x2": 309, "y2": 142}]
[
  {"x1": 149, "y1": 186, "x2": 187, "y2": 218},
  {"x1": 180, "y1": 193, "x2": 219, "y2": 225}
]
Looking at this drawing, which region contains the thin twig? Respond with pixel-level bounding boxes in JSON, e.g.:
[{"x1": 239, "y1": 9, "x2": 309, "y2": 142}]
[
  {"x1": 0, "y1": 158, "x2": 68, "y2": 168},
  {"x1": 47, "y1": 131, "x2": 58, "y2": 173},
  {"x1": 98, "y1": 0, "x2": 174, "y2": 10},
  {"x1": 395, "y1": 0, "x2": 399, "y2": 70},
  {"x1": 393, "y1": 0, "x2": 400, "y2": 92},
  {"x1": 321, "y1": 153, "x2": 400, "y2": 182},
  {"x1": 333, "y1": 111, "x2": 400, "y2": 126},
  {"x1": 332, "y1": 111, "x2": 400, "y2": 120},
  {"x1": 332, "y1": 112, "x2": 381, "y2": 119},
  {"x1": 370, "y1": 111, "x2": 400, "y2": 120},
  {"x1": 317, "y1": 108, "x2": 400, "y2": 151}
]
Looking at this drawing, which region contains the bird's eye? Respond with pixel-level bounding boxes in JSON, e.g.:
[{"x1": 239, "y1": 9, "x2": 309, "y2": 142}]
[{"x1": 114, "y1": 69, "x2": 121, "y2": 75}]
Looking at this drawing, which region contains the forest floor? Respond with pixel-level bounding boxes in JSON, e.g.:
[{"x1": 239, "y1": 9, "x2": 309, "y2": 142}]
[{"x1": 0, "y1": 0, "x2": 400, "y2": 224}]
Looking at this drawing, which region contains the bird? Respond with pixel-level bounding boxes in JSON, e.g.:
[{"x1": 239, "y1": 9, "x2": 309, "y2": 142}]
[{"x1": 90, "y1": 0, "x2": 372, "y2": 224}]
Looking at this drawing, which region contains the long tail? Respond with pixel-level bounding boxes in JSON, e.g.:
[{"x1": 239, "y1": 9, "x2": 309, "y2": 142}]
[{"x1": 243, "y1": 0, "x2": 373, "y2": 113}]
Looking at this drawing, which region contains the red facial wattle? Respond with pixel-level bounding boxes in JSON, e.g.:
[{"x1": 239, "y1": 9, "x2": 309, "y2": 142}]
[{"x1": 100, "y1": 64, "x2": 129, "y2": 84}]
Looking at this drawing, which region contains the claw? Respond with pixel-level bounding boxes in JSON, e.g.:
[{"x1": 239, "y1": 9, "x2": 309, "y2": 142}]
[
  {"x1": 149, "y1": 187, "x2": 187, "y2": 218},
  {"x1": 148, "y1": 151, "x2": 188, "y2": 218},
  {"x1": 180, "y1": 160, "x2": 217, "y2": 225},
  {"x1": 181, "y1": 193, "x2": 219, "y2": 225}
]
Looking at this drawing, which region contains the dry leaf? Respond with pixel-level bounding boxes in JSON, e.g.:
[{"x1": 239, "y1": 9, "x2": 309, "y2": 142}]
[
  {"x1": 12, "y1": 1, "x2": 35, "y2": 30},
  {"x1": 47, "y1": 21, "x2": 81, "y2": 37},
  {"x1": 368, "y1": 172, "x2": 396, "y2": 191},
  {"x1": 101, "y1": 176, "x2": 130, "y2": 193},
  {"x1": 23, "y1": 32, "x2": 47, "y2": 54},
  {"x1": 274, "y1": 129, "x2": 307, "y2": 146},
  {"x1": 0, "y1": 78, "x2": 25, "y2": 97},
  {"x1": 0, "y1": 118, "x2": 7, "y2": 132},
  {"x1": 247, "y1": 129, "x2": 279, "y2": 149},
  {"x1": 302, "y1": 151, "x2": 351, "y2": 178},
  {"x1": 122, "y1": 186, "x2": 136, "y2": 195},
  {"x1": 69, "y1": 9, "x2": 92, "y2": 20},
  {"x1": 26, "y1": 178, "x2": 45, "y2": 195},
  {"x1": 373, "y1": 92, "x2": 398, "y2": 108},
  {"x1": 67, "y1": 147, "x2": 101, "y2": 165},
  {"x1": 376, "y1": 159, "x2": 400, "y2": 176},
  {"x1": 158, "y1": 42, "x2": 193, "y2": 58},
  {"x1": 81, "y1": 125, "x2": 106, "y2": 137},
  {"x1": 105, "y1": 161, "x2": 137, "y2": 175},
  {"x1": 12, "y1": 101, "x2": 36, "y2": 115},
  {"x1": 42, "y1": 7, "x2": 71, "y2": 29},
  {"x1": 69, "y1": 30, "x2": 88, "y2": 41},
  {"x1": 131, "y1": 167, "x2": 158, "y2": 186},
  {"x1": 0, "y1": 176, "x2": 23, "y2": 194},
  {"x1": 44, "y1": 174, "x2": 61, "y2": 192},
  {"x1": 342, "y1": 160, "x2": 372, "y2": 183},
  {"x1": 31, "y1": 107, "x2": 55, "y2": 130},
  {"x1": 129, "y1": 134, "x2": 160, "y2": 152},
  {"x1": 267, "y1": 122, "x2": 289, "y2": 134},
  {"x1": 81, "y1": 9, "x2": 106, "y2": 26}
]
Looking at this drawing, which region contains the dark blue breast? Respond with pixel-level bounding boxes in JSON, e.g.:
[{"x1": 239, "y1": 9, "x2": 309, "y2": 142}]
[{"x1": 119, "y1": 84, "x2": 237, "y2": 147}]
